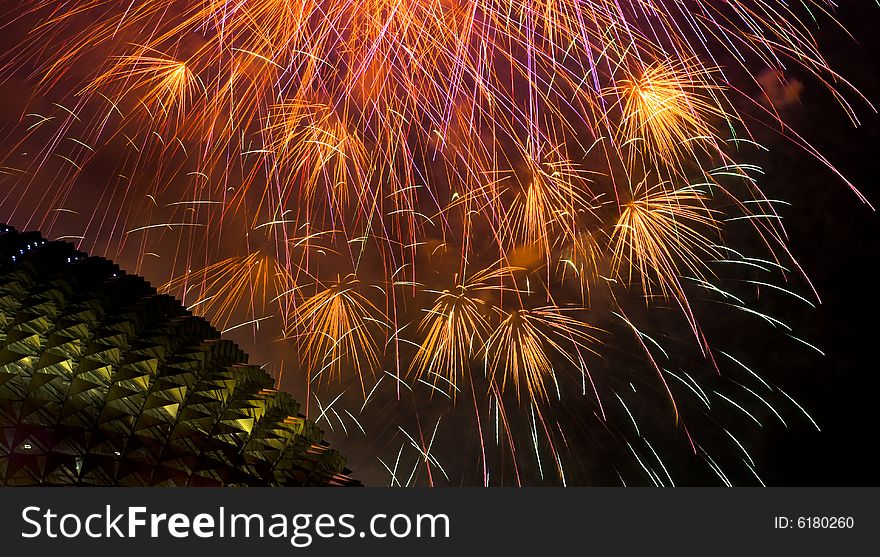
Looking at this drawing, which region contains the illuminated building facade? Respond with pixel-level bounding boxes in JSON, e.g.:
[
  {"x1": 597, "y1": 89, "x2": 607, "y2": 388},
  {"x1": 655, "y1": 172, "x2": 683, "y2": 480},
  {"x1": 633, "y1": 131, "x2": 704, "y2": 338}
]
[{"x1": 0, "y1": 224, "x2": 357, "y2": 486}]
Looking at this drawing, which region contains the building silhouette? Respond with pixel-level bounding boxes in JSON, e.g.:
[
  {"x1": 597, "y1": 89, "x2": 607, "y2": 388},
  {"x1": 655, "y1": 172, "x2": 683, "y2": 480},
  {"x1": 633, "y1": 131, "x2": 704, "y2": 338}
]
[{"x1": 0, "y1": 224, "x2": 357, "y2": 486}]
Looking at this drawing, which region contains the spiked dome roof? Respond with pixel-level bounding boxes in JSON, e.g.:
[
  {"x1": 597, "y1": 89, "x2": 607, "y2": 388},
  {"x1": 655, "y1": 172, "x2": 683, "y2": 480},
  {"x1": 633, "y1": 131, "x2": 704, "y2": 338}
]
[{"x1": 0, "y1": 224, "x2": 358, "y2": 486}]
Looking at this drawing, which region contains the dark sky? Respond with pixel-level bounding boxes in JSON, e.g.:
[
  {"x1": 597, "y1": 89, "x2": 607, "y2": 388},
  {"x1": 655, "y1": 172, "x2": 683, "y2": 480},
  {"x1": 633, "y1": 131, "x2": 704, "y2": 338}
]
[{"x1": 745, "y1": 3, "x2": 880, "y2": 485}]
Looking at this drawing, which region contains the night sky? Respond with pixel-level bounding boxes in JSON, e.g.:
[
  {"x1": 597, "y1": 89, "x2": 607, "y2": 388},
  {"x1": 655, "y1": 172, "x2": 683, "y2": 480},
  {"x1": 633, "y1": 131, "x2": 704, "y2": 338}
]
[{"x1": 742, "y1": 3, "x2": 880, "y2": 486}]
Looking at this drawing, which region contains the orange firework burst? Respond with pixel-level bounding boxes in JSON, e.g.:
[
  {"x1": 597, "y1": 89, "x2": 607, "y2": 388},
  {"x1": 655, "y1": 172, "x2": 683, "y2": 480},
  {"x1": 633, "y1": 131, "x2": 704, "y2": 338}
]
[
  {"x1": 485, "y1": 306, "x2": 600, "y2": 402},
  {"x1": 608, "y1": 59, "x2": 729, "y2": 175},
  {"x1": 288, "y1": 274, "x2": 386, "y2": 393},
  {"x1": 611, "y1": 183, "x2": 720, "y2": 301},
  {"x1": 161, "y1": 250, "x2": 293, "y2": 331}
]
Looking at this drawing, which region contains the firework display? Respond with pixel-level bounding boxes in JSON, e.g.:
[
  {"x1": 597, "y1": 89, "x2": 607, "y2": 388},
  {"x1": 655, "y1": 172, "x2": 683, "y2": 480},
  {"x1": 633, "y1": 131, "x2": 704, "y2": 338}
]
[{"x1": 0, "y1": 1, "x2": 872, "y2": 486}]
